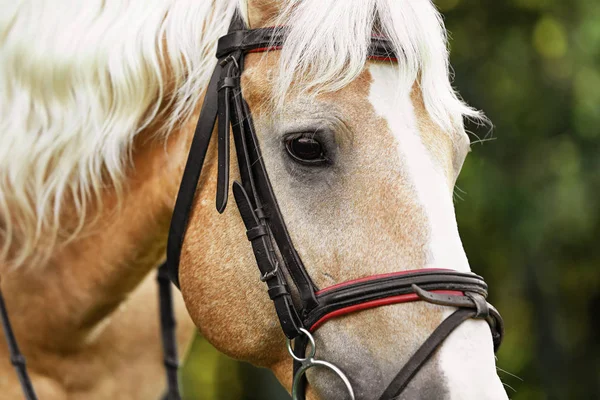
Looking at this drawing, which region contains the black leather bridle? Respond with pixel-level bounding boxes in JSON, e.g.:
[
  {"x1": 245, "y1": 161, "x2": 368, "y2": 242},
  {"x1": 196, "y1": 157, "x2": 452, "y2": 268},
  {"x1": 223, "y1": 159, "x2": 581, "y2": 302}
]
[
  {"x1": 0, "y1": 14, "x2": 504, "y2": 400},
  {"x1": 164, "y1": 15, "x2": 504, "y2": 400}
]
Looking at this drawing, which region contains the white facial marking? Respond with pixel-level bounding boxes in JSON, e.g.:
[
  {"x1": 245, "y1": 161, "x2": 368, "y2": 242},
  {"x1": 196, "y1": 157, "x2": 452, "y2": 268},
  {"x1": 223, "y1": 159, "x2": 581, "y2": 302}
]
[
  {"x1": 368, "y1": 63, "x2": 507, "y2": 399},
  {"x1": 439, "y1": 319, "x2": 508, "y2": 399},
  {"x1": 367, "y1": 63, "x2": 469, "y2": 272}
]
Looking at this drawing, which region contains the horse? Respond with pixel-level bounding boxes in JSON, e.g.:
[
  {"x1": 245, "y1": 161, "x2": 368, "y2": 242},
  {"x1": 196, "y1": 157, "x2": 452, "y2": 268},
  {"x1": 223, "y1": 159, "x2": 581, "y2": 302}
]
[
  {"x1": 1, "y1": 0, "x2": 508, "y2": 399},
  {"x1": 171, "y1": 1, "x2": 507, "y2": 399}
]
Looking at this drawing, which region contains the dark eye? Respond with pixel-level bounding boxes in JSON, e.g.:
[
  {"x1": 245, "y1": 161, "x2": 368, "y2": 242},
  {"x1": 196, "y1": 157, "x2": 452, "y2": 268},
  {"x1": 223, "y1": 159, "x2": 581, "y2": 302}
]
[{"x1": 285, "y1": 136, "x2": 328, "y2": 166}]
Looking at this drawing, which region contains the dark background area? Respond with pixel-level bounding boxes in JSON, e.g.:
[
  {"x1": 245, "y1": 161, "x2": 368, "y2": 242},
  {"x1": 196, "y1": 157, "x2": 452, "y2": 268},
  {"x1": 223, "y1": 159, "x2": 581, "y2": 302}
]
[{"x1": 182, "y1": 0, "x2": 600, "y2": 398}]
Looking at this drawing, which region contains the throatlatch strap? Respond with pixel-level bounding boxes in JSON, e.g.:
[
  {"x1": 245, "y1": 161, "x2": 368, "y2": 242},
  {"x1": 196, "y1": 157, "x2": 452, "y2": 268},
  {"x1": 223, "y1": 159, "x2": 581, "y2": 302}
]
[
  {"x1": 157, "y1": 263, "x2": 181, "y2": 400},
  {"x1": 0, "y1": 284, "x2": 38, "y2": 400}
]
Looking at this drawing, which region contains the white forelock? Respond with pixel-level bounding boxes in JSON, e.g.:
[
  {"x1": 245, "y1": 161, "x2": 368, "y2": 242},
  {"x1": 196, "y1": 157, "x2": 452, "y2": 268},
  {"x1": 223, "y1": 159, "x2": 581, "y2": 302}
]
[
  {"x1": 271, "y1": 0, "x2": 485, "y2": 130},
  {"x1": 0, "y1": 0, "x2": 483, "y2": 269}
]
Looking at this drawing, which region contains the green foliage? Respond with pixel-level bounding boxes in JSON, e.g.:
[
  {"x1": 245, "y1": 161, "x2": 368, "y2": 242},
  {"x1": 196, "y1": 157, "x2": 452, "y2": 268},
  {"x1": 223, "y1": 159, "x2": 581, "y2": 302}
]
[
  {"x1": 182, "y1": 1, "x2": 600, "y2": 398},
  {"x1": 444, "y1": 0, "x2": 600, "y2": 398}
]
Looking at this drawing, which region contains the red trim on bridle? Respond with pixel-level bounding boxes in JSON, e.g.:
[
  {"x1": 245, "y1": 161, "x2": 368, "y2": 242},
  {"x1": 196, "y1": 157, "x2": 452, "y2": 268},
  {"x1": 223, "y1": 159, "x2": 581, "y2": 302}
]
[
  {"x1": 246, "y1": 46, "x2": 397, "y2": 62},
  {"x1": 309, "y1": 290, "x2": 464, "y2": 332},
  {"x1": 369, "y1": 55, "x2": 398, "y2": 62},
  {"x1": 316, "y1": 268, "x2": 453, "y2": 295},
  {"x1": 247, "y1": 46, "x2": 282, "y2": 53},
  {"x1": 308, "y1": 268, "x2": 461, "y2": 331}
]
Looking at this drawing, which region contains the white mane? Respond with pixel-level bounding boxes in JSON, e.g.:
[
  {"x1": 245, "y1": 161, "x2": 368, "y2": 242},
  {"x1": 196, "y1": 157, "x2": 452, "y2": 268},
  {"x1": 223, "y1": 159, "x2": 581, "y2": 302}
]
[{"x1": 0, "y1": 0, "x2": 482, "y2": 269}]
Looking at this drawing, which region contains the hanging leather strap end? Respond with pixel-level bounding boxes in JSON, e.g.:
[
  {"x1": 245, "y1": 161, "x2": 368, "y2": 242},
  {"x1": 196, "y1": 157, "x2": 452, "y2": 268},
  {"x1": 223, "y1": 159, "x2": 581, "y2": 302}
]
[
  {"x1": 465, "y1": 292, "x2": 490, "y2": 319},
  {"x1": 216, "y1": 64, "x2": 235, "y2": 214},
  {"x1": 411, "y1": 284, "x2": 474, "y2": 309}
]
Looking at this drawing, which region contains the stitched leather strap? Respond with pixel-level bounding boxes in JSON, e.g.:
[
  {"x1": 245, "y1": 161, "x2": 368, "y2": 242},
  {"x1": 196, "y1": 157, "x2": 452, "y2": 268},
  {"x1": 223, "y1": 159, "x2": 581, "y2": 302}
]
[
  {"x1": 303, "y1": 270, "x2": 502, "y2": 347},
  {"x1": 292, "y1": 279, "x2": 503, "y2": 400},
  {"x1": 236, "y1": 97, "x2": 320, "y2": 311}
]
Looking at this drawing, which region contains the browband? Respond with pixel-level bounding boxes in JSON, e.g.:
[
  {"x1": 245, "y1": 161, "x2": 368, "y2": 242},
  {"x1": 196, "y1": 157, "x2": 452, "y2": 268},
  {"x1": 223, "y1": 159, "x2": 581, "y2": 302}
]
[{"x1": 216, "y1": 27, "x2": 397, "y2": 61}]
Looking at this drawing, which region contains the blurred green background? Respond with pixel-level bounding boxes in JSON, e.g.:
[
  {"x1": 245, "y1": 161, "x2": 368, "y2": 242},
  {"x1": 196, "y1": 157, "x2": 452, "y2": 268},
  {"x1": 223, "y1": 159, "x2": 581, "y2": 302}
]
[{"x1": 181, "y1": 0, "x2": 600, "y2": 398}]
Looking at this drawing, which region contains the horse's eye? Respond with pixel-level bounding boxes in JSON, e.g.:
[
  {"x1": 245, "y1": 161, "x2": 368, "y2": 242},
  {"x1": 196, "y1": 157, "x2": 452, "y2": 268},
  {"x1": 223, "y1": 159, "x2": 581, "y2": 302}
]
[{"x1": 285, "y1": 137, "x2": 328, "y2": 165}]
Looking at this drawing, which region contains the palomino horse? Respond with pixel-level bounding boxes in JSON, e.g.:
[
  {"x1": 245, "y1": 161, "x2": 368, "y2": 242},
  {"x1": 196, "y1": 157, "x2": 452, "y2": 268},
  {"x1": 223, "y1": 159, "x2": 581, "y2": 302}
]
[{"x1": 1, "y1": 0, "x2": 507, "y2": 399}]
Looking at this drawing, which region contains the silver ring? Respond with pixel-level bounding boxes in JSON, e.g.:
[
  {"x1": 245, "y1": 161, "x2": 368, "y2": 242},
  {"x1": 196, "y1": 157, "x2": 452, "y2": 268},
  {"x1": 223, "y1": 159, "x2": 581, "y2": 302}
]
[
  {"x1": 286, "y1": 328, "x2": 316, "y2": 362},
  {"x1": 291, "y1": 359, "x2": 355, "y2": 400},
  {"x1": 286, "y1": 328, "x2": 355, "y2": 400}
]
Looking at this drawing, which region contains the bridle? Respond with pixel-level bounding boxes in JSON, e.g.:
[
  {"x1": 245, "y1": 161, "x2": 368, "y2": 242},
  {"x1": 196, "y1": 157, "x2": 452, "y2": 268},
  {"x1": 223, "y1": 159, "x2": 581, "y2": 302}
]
[
  {"x1": 0, "y1": 14, "x2": 504, "y2": 400},
  {"x1": 165, "y1": 14, "x2": 504, "y2": 400}
]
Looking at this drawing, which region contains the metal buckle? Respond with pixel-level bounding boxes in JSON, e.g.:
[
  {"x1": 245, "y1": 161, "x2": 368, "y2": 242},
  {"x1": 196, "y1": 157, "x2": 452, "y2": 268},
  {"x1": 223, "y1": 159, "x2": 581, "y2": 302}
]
[
  {"x1": 260, "y1": 261, "x2": 279, "y2": 282},
  {"x1": 286, "y1": 328, "x2": 355, "y2": 400}
]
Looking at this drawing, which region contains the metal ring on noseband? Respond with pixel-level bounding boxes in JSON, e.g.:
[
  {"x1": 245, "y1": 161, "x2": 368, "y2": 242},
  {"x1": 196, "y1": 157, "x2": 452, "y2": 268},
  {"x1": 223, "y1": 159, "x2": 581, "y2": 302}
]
[{"x1": 286, "y1": 328, "x2": 355, "y2": 400}]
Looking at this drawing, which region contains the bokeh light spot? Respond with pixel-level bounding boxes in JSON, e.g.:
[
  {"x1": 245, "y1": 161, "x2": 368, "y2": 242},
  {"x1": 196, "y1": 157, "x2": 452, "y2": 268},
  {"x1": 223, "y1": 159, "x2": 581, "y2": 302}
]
[{"x1": 533, "y1": 16, "x2": 567, "y2": 59}]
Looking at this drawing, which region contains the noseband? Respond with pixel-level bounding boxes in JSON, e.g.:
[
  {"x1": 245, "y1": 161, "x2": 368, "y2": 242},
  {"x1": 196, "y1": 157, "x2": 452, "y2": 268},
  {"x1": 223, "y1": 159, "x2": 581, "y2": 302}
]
[
  {"x1": 0, "y1": 14, "x2": 504, "y2": 400},
  {"x1": 165, "y1": 15, "x2": 504, "y2": 400}
]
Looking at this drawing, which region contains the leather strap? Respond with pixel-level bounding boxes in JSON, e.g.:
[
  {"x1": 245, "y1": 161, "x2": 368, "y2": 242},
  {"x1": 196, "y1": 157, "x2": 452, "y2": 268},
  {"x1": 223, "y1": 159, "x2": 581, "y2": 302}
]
[
  {"x1": 157, "y1": 263, "x2": 181, "y2": 400},
  {"x1": 378, "y1": 309, "x2": 477, "y2": 400},
  {"x1": 233, "y1": 182, "x2": 302, "y2": 338},
  {"x1": 165, "y1": 63, "x2": 221, "y2": 288},
  {"x1": 0, "y1": 283, "x2": 38, "y2": 400},
  {"x1": 412, "y1": 286, "x2": 503, "y2": 352},
  {"x1": 227, "y1": 57, "x2": 305, "y2": 338},
  {"x1": 221, "y1": 35, "x2": 320, "y2": 312},
  {"x1": 304, "y1": 271, "x2": 491, "y2": 332},
  {"x1": 216, "y1": 27, "x2": 396, "y2": 61},
  {"x1": 216, "y1": 55, "x2": 239, "y2": 213},
  {"x1": 165, "y1": 11, "x2": 246, "y2": 287},
  {"x1": 237, "y1": 97, "x2": 319, "y2": 311},
  {"x1": 216, "y1": 27, "x2": 287, "y2": 58}
]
